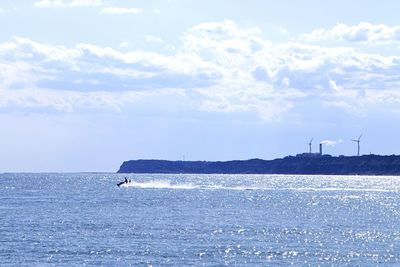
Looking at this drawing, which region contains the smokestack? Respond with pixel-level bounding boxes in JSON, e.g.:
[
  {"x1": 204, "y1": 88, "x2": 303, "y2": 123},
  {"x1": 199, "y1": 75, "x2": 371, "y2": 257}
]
[{"x1": 319, "y1": 143, "x2": 322, "y2": 155}]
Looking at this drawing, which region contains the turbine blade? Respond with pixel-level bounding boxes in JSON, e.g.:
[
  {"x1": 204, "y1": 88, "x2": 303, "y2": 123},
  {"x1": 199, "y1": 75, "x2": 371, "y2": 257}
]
[{"x1": 358, "y1": 134, "x2": 363, "y2": 140}]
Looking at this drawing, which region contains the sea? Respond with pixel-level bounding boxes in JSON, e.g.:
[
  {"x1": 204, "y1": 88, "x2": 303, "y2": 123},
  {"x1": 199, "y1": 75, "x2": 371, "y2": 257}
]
[{"x1": 1, "y1": 173, "x2": 400, "y2": 266}]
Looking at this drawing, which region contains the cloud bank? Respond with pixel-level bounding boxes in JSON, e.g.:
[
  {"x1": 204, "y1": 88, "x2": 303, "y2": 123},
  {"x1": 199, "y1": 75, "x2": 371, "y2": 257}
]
[
  {"x1": 1, "y1": 21, "x2": 400, "y2": 120},
  {"x1": 302, "y1": 22, "x2": 400, "y2": 43}
]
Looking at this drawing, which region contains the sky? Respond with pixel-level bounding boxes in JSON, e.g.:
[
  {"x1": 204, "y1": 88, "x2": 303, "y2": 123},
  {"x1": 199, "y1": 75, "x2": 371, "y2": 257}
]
[{"x1": 1, "y1": 0, "x2": 400, "y2": 172}]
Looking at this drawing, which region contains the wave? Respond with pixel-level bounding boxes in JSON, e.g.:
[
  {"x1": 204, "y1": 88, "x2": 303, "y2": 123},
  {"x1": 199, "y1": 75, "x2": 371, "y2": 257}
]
[
  {"x1": 119, "y1": 180, "x2": 398, "y2": 192},
  {"x1": 121, "y1": 180, "x2": 197, "y2": 190},
  {"x1": 120, "y1": 181, "x2": 255, "y2": 190}
]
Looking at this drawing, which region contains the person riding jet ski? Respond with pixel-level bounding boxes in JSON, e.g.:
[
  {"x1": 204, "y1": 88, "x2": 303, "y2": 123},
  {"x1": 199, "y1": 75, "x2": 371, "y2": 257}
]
[{"x1": 117, "y1": 177, "x2": 130, "y2": 187}]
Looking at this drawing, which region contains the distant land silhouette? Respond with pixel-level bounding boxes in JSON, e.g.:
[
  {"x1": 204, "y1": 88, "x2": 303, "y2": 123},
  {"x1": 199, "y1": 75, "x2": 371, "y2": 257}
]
[{"x1": 118, "y1": 154, "x2": 400, "y2": 175}]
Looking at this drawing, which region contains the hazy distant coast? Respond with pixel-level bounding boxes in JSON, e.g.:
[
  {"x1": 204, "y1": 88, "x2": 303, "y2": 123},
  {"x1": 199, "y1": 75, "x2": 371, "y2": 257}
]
[{"x1": 118, "y1": 155, "x2": 400, "y2": 175}]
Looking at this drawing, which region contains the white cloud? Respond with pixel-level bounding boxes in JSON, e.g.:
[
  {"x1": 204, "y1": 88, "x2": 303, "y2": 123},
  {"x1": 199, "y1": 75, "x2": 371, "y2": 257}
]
[
  {"x1": 302, "y1": 22, "x2": 400, "y2": 43},
  {"x1": 0, "y1": 87, "x2": 184, "y2": 114},
  {"x1": 2, "y1": 21, "x2": 400, "y2": 121},
  {"x1": 101, "y1": 7, "x2": 143, "y2": 14},
  {"x1": 182, "y1": 20, "x2": 267, "y2": 56},
  {"x1": 34, "y1": 0, "x2": 102, "y2": 8},
  {"x1": 145, "y1": 35, "x2": 164, "y2": 44},
  {"x1": 119, "y1": 41, "x2": 129, "y2": 48},
  {"x1": 321, "y1": 140, "x2": 343, "y2": 147}
]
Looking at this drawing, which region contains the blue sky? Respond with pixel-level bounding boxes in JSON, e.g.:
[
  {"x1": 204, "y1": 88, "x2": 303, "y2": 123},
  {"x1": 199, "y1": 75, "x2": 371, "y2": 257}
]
[{"x1": 1, "y1": 0, "x2": 400, "y2": 172}]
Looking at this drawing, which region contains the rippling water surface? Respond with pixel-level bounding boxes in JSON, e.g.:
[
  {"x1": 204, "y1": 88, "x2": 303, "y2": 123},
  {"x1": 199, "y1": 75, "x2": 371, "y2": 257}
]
[{"x1": 1, "y1": 173, "x2": 400, "y2": 266}]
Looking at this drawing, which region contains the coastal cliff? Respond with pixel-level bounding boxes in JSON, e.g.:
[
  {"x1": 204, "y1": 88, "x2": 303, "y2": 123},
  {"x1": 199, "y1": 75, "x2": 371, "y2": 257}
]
[{"x1": 117, "y1": 155, "x2": 400, "y2": 175}]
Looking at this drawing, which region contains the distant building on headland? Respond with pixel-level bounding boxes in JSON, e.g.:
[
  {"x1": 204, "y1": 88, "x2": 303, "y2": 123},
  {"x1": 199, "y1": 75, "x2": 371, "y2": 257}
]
[{"x1": 296, "y1": 143, "x2": 325, "y2": 158}]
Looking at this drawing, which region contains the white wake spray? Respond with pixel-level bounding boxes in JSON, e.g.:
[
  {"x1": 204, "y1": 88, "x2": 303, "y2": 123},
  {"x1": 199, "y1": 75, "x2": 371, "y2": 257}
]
[{"x1": 120, "y1": 180, "x2": 197, "y2": 189}]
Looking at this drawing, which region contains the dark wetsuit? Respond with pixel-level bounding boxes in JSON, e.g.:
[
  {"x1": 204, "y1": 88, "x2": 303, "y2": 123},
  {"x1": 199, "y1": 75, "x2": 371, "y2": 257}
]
[{"x1": 117, "y1": 178, "x2": 129, "y2": 187}]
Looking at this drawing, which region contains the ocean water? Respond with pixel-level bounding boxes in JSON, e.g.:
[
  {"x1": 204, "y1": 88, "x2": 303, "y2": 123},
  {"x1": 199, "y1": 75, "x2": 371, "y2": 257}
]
[{"x1": 1, "y1": 173, "x2": 400, "y2": 266}]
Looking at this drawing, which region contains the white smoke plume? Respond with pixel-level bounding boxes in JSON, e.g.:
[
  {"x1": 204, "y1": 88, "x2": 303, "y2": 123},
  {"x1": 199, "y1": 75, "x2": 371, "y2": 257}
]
[{"x1": 320, "y1": 139, "x2": 343, "y2": 147}]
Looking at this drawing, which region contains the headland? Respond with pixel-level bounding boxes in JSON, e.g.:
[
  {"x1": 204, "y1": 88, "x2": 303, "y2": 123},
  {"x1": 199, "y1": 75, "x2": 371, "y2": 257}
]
[{"x1": 118, "y1": 154, "x2": 400, "y2": 175}]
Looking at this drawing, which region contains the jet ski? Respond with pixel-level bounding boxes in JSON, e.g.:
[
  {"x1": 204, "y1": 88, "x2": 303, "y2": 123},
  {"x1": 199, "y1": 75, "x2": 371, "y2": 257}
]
[{"x1": 117, "y1": 177, "x2": 131, "y2": 187}]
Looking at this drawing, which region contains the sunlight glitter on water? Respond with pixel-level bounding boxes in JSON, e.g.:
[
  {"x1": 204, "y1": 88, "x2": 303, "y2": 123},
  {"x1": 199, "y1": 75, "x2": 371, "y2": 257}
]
[{"x1": 1, "y1": 173, "x2": 400, "y2": 266}]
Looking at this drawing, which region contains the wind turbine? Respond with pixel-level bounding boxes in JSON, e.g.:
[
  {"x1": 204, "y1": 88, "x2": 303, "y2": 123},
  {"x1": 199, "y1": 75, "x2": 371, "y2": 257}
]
[
  {"x1": 351, "y1": 134, "x2": 362, "y2": 156},
  {"x1": 308, "y1": 138, "x2": 313, "y2": 153}
]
